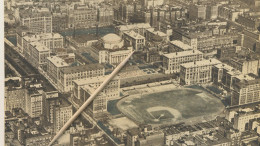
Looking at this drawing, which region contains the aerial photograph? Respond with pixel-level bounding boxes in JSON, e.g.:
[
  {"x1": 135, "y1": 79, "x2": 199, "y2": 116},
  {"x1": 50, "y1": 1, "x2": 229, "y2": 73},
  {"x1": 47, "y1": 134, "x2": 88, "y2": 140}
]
[{"x1": 3, "y1": 0, "x2": 260, "y2": 145}]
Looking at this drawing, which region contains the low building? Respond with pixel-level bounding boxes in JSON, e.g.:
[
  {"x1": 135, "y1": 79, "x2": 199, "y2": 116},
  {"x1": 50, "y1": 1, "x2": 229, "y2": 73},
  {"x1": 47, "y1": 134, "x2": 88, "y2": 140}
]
[
  {"x1": 123, "y1": 31, "x2": 145, "y2": 51},
  {"x1": 180, "y1": 59, "x2": 221, "y2": 85},
  {"x1": 231, "y1": 79, "x2": 260, "y2": 106},
  {"x1": 162, "y1": 50, "x2": 203, "y2": 74}
]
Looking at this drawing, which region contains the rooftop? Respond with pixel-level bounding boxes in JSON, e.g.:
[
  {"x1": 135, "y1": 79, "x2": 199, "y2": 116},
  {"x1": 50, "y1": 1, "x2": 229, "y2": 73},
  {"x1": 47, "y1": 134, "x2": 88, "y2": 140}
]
[
  {"x1": 124, "y1": 30, "x2": 145, "y2": 39},
  {"x1": 117, "y1": 23, "x2": 151, "y2": 31},
  {"x1": 60, "y1": 63, "x2": 104, "y2": 74},
  {"x1": 163, "y1": 50, "x2": 203, "y2": 58},
  {"x1": 73, "y1": 75, "x2": 119, "y2": 86},
  {"x1": 169, "y1": 40, "x2": 192, "y2": 50},
  {"x1": 181, "y1": 59, "x2": 221, "y2": 68},
  {"x1": 30, "y1": 42, "x2": 50, "y2": 52},
  {"x1": 47, "y1": 56, "x2": 69, "y2": 68}
]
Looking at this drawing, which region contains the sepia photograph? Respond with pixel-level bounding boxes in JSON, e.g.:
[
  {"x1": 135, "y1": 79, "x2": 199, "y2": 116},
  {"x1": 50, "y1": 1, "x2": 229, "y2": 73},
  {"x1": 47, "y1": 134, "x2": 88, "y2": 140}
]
[{"x1": 2, "y1": 0, "x2": 260, "y2": 145}]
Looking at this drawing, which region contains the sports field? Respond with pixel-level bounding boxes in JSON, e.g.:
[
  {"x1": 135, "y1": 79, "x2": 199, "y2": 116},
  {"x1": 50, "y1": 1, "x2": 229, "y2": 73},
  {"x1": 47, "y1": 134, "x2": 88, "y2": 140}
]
[{"x1": 117, "y1": 87, "x2": 225, "y2": 125}]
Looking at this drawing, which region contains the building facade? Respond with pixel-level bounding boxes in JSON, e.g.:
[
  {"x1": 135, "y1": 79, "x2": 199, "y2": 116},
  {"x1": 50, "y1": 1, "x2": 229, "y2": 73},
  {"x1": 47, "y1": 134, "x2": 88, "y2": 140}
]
[
  {"x1": 162, "y1": 50, "x2": 203, "y2": 74},
  {"x1": 123, "y1": 31, "x2": 145, "y2": 51},
  {"x1": 180, "y1": 59, "x2": 221, "y2": 85},
  {"x1": 231, "y1": 79, "x2": 260, "y2": 106}
]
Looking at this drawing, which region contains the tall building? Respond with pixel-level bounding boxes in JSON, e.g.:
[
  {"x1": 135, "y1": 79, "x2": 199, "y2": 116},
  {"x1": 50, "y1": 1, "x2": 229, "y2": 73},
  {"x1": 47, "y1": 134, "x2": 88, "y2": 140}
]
[
  {"x1": 54, "y1": 103, "x2": 73, "y2": 133},
  {"x1": 5, "y1": 88, "x2": 27, "y2": 112},
  {"x1": 25, "y1": 88, "x2": 47, "y2": 118},
  {"x1": 206, "y1": 5, "x2": 218, "y2": 20},
  {"x1": 180, "y1": 59, "x2": 221, "y2": 85},
  {"x1": 68, "y1": 7, "x2": 97, "y2": 29},
  {"x1": 97, "y1": 7, "x2": 114, "y2": 27},
  {"x1": 20, "y1": 10, "x2": 52, "y2": 34},
  {"x1": 231, "y1": 79, "x2": 260, "y2": 106},
  {"x1": 52, "y1": 12, "x2": 68, "y2": 32},
  {"x1": 162, "y1": 50, "x2": 203, "y2": 74},
  {"x1": 189, "y1": 4, "x2": 206, "y2": 20}
]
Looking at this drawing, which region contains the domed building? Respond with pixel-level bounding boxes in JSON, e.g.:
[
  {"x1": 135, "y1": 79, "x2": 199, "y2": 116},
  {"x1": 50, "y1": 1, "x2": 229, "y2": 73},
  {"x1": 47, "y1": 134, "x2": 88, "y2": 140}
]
[
  {"x1": 102, "y1": 33, "x2": 124, "y2": 50},
  {"x1": 90, "y1": 33, "x2": 133, "y2": 65}
]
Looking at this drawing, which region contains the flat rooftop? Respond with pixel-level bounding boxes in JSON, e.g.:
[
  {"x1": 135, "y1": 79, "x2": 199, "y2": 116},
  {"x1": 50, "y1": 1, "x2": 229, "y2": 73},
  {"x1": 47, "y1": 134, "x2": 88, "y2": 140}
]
[
  {"x1": 60, "y1": 63, "x2": 104, "y2": 74},
  {"x1": 181, "y1": 59, "x2": 221, "y2": 68},
  {"x1": 47, "y1": 56, "x2": 69, "y2": 68},
  {"x1": 73, "y1": 75, "x2": 119, "y2": 86},
  {"x1": 124, "y1": 31, "x2": 145, "y2": 39},
  {"x1": 163, "y1": 50, "x2": 203, "y2": 58},
  {"x1": 30, "y1": 42, "x2": 50, "y2": 52},
  {"x1": 169, "y1": 40, "x2": 192, "y2": 50}
]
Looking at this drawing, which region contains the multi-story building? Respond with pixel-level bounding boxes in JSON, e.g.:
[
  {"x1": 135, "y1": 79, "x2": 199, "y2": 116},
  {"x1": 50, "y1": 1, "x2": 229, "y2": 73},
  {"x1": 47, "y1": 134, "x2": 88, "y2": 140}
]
[
  {"x1": 216, "y1": 46, "x2": 237, "y2": 60},
  {"x1": 52, "y1": 12, "x2": 68, "y2": 32},
  {"x1": 145, "y1": 28, "x2": 168, "y2": 42},
  {"x1": 206, "y1": 5, "x2": 218, "y2": 20},
  {"x1": 58, "y1": 64, "x2": 105, "y2": 93},
  {"x1": 240, "y1": 29, "x2": 260, "y2": 52},
  {"x1": 97, "y1": 7, "x2": 114, "y2": 27},
  {"x1": 123, "y1": 31, "x2": 145, "y2": 51},
  {"x1": 115, "y1": 23, "x2": 152, "y2": 37},
  {"x1": 73, "y1": 75, "x2": 120, "y2": 101},
  {"x1": 231, "y1": 79, "x2": 260, "y2": 106},
  {"x1": 90, "y1": 33, "x2": 133, "y2": 65},
  {"x1": 189, "y1": 4, "x2": 206, "y2": 20},
  {"x1": 229, "y1": 57, "x2": 260, "y2": 76},
  {"x1": 72, "y1": 75, "x2": 120, "y2": 117},
  {"x1": 73, "y1": 85, "x2": 107, "y2": 118},
  {"x1": 21, "y1": 33, "x2": 64, "y2": 53},
  {"x1": 46, "y1": 56, "x2": 69, "y2": 85},
  {"x1": 25, "y1": 88, "x2": 47, "y2": 118},
  {"x1": 5, "y1": 88, "x2": 27, "y2": 112},
  {"x1": 31, "y1": 42, "x2": 51, "y2": 69},
  {"x1": 232, "y1": 108, "x2": 260, "y2": 132},
  {"x1": 20, "y1": 10, "x2": 52, "y2": 34},
  {"x1": 218, "y1": 5, "x2": 242, "y2": 22},
  {"x1": 68, "y1": 7, "x2": 97, "y2": 29},
  {"x1": 25, "y1": 42, "x2": 50, "y2": 69},
  {"x1": 180, "y1": 59, "x2": 221, "y2": 85},
  {"x1": 168, "y1": 40, "x2": 193, "y2": 52},
  {"x1": 162, "y1": 50, "x2": 203, "y2": 74},
  {"x1": 212, "y1": 63, "x2": 255, "y2": 90},
  {"x1": 182, "y1": 33, "x2": 235, "y2": 52},
  {"x1": 236, "y1": 14, "x2": 260, "y2": 30},
  {"x1": 54, "y1": 103, "x2": 73, "y2": 133}
]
